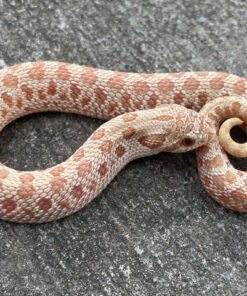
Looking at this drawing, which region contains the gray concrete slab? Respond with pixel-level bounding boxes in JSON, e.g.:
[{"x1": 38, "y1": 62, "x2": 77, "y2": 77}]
[{"x1": 0, "y1": 0, "x2": 246, "y2": 295}]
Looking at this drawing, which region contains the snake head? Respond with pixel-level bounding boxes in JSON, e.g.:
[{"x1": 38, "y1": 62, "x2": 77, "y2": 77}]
[{"x1": 159, "y1": 105, "x2": 215, "y2": 153}]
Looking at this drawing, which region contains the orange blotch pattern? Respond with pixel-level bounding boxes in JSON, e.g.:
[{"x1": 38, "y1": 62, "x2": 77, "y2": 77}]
[
  {"x1": 17, "y1": 183, "x2": 35, "y2": 199},
  {"x1": 73, "y1": 148, "x2": 85, "y2": 162},
  {"x1": 230, "y1": 188, "x2": 246, "y2": 201},
  {"x1": 210, "y1": 77, "x2": 224, "y2": 90},
  {"x1": 38, "y1": 89, "x2": 46, "y2": 100},
  {"x1": 152, "y1": 115, "x2": 173, "y2": 121},
  {"x1": 20, "y1": 173, "x2": 35, "y2": 183},
  {"x1": 1, "y1": 109, "x2": 8, "y2": 118},
  {"x1": 71, "y1": 185, "x2": 85, "y2": 200},
  {"x1": 133, "y1": 81, "x2": 150, "y2": 95},
  {"x1": 122, "y1": 127, "x2": 136, "y2": 139},
  {"x1": 21, "y1": 84, "x2": 33, "y2": 100},
  {"x1": 3, "y1": 74, "x2": 18, "y2": 88},
  {"x1": 2, "y1": 93, "x2": 13, "y2": 107},
  {"x1": 0, "y1": 169, "x2": 9, "y2": 179},
  {"x1": 116, "y1": 145, "x2": 126, "y2": 157},
  {"x1": 198, "y1": 92, "x2": 208, "y2": 107},
  {"x1": 213, "y1": 175, "x2": 227, "y2": 191},
  {"x1": 38, "y1": 197, "x2": 52, "y2": 212},
  {"x1": 99, "y1": 140, "x2": 113, "y2": 154},
  {"x1": 173, "y1": 92, "x2": 184, "y2": 104},
  {"x1": 91, "y1": 129, "x2": 105, "y2": 140},
  {"x1": 138, "y1": 134, "x2": 166, "y2": 149},
  {"x1": 16, "y1": 98, "x2": 23, "y2": 109},
  {"x1": 232, "y1": 101, "x2": 241, "y2": 113},
  {"x1": 17, "y1": 173, "x2": 35, "y2": 199},
  {"x1": 121, "y1": 93, "x2": 131, "y2": 109},
  {"x1": 81, "y1": 68, "x2": 97, "y2": 86},
  {"x1": 147, "y1": 94, "x2": 158, "y2": 108},
  {"x1": 48, "y1": 80, "x2": 57, "y2": 96},
  {"x1": 107, "y1": 75, "x2": 125, "y2": 90},
  {"x1": 70, "y1": 83, "x2": 81, "y2": 100},
  {"x1": 2, "y1": 198, "x2": 16, "y2": 213},
  {"x1": 88, "y1": 180, "x2": 96, "y2": 192},
  {"x1": 50, "y1": 176, "x2": 67, "y2": 194},
  {"x1": 22, "y1": 208, "x2": 35, "y2": 218},
  {"x1": 122, "y1": 113, "x2": 138, "y2": 122},
  {"x1": 108, "y1": 103, "x2": 118, "y2": 114},
  {"x1": 77, "y1": 160, "x2": 92, "y2": 178},
  {"x1": 234, "y1": 79, "x2": 246, "y2": 95},
  {"x1": 29, "y1": 62, "x2": 45, "y2": 80},
  {"x1": 225, "y1": 170, "x2": 237, "y2": 183},
  {"x1": 184, "y1": 78, "x2": 200, "y2": 90},
  {"x1": 133, "y1": 99, "x2": 142, "y2": 110},
  {"x1": 95, "y1": 88, "x2": 107, "y2": 105},
  {"x1": 158, "y1": 79, "x2": 174, "y2": 94},
  {"x1": 205, "y1": 155, "x2": 224, "y2": 168},
  {"x1": 50, "y1": 166, "x2": 65, "y2": 176},
  {"x1": 82, "y1": 97, "x2": 90, "y2": 106},
  {"x1": 58, "y1": 201, "x2": 70, "y2": 210},
  {"x1": 57, "y1": 63, "x2": 71, "y2": 80},
  {"x1": 60, "y1": 93, "x2": 68, "y2": 101},
  {"x1": 98, "y1": 162, "x2": 107, "y2": 177}
]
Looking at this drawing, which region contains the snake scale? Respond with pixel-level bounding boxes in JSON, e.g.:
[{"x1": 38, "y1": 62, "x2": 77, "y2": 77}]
[{"x1": 0, "y1": 61, "x2": 246, "y2": 223}]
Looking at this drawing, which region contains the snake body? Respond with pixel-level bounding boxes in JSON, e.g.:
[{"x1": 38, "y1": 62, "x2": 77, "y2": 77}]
[{"x1": 0, "y1": 61, "x2": 246, "y2": 223}]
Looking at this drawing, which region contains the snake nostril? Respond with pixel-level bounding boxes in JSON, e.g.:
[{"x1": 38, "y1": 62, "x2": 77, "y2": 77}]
[{"x1": 182, "y1": 137, "x2": 195, "y2": 147}]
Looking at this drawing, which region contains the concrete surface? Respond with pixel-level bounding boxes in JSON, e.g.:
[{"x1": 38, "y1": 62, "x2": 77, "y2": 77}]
[{"x1": 0, "y1": 0, "x2": 247, "y2": 295}]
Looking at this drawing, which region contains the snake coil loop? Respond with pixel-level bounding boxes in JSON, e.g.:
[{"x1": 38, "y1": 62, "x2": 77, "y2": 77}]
[{"x1": 197, "y1": 96, "x2": 247, "y2": 212}]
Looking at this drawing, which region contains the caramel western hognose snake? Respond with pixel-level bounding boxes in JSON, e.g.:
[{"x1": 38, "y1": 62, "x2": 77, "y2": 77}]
[{"x1": 0, "y1": 61, "x2": 246, "y2": 223}]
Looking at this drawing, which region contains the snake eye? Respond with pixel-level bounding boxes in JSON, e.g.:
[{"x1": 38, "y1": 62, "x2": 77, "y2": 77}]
[{"x1": 182, "y1": 137, "x2": 195, "y2": 147}]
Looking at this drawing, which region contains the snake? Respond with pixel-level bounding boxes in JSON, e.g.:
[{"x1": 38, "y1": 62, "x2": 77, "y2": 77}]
[{"x1": 0, "y1": 61, "x2": 246, "y2": 223}]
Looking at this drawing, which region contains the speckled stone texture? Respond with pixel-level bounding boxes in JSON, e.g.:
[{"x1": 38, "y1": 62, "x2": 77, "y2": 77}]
[{"x1": 0, "y1": 0, "x2": 247, "y2": 295}]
